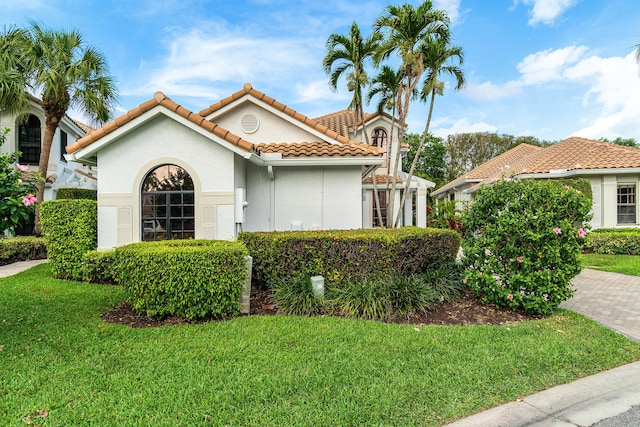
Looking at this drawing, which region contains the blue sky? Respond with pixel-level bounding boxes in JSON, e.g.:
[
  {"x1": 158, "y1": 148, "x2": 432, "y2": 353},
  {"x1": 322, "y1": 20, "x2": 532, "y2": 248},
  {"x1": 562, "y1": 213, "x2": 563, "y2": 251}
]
[{"x1": 4, "y1": 0, "x2": 640, "y2": 142}]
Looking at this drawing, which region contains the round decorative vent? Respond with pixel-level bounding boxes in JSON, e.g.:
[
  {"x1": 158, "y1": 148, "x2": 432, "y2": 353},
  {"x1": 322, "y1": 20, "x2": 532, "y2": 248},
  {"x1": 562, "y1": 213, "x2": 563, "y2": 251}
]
[{"x1": 240, "y1": 114, "x2": 260, "y2": 134}]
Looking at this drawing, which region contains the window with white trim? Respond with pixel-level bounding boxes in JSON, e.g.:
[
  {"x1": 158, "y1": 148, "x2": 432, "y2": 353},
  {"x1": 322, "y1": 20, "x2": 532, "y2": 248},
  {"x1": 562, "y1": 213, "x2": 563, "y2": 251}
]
[{"x1": 617, "y1": 184, "x2": 636, "y2": 224}]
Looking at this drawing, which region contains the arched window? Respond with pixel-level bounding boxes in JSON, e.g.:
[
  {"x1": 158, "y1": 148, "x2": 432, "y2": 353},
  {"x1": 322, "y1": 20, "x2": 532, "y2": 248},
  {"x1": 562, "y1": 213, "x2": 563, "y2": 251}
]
[
  {"x1": 141, "y1": 164, "x2": 195, "y2": 241},
  {"x1": 17, "y1": 114, "x2": 41, "y2": 164},
  {"x1": 371, "y1": 128, "x2": 387, "y2": 148}
]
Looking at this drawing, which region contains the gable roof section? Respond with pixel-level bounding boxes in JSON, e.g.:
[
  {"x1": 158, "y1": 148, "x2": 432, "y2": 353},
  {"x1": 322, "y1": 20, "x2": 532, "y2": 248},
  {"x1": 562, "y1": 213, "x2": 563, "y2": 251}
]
[
  {"x1": 198, "y1": 83, "x2": 381, "y2": 156},
  {"x1": 433, "y1": 137, "x2": 640, "y2": 196},
  {"x1": 66, "y1": 91, "x2": 254, "y2": 156},
  {"x1": 255, "y1": 142, "x2": 378, "y2": 157},
  {"x1": 313, "y1": 109, "x2": 402, "y2": 139}
]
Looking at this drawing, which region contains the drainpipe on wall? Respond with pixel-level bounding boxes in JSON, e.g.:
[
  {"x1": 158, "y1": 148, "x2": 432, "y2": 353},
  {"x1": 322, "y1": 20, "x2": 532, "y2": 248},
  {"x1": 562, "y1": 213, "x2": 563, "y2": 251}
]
[{"x1": 268, "y1": 165, "x2": 275, "y2": 231}]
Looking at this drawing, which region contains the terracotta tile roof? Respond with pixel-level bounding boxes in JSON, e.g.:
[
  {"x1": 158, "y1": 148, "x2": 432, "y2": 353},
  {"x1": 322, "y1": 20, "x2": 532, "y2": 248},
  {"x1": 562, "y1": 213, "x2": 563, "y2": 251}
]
[
  {"x1": 435, "y1": 137, "x2": 640, "y2": 195},
  {"x1": 198, "y1": 83, "x2": 382, "y2": 155},
  {"x1": 313, "y1": 110, "x2": 402, "y2": 139},
  {"x1": 66, "y1": 92, "x2": 254, "y2": 154},
  {"x1": 254, "y1": 142, "x2": 380, "y2": 158},
  {"x1": 362, "y1": 174, "x2": 403, "y2": 184},
  {"x1": 524, "y1": 137, "x2": 640, "y2": 172},
  {"x1": 69, "y1": 118, "x2": 96, "y2": 135}
]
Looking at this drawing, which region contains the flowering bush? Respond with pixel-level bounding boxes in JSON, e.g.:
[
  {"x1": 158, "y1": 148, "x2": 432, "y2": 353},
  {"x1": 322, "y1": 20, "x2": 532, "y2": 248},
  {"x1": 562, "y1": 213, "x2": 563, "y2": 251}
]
[
  {"x1": 0, "y1": 128, "x2": 40, "y2": 236},
  {"x1": 461, "y1": 178, "x2": 592, "y2": 316}
]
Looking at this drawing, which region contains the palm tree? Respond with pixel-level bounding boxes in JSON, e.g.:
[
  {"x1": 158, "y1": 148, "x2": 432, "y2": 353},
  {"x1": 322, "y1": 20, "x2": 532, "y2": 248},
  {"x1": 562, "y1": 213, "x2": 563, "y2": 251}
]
[
  {"x1": 0, "y1": 23, "x2": 118, "y2": 233},
  {"x1": 322, "y1": 22, "x2": 381, "y2": 136},
  {"x1": 374, "y1": 0, "x2": 450, "y2": 227},
  {"x1": 393, "y1": 36, "x2": 465, "y2": 227},
  {"x1": 366, "y1": 65, "x2": 404, "y2": 225},
  {"x1": 323, "y1": 22, "x2": 385, "y2": 225}
]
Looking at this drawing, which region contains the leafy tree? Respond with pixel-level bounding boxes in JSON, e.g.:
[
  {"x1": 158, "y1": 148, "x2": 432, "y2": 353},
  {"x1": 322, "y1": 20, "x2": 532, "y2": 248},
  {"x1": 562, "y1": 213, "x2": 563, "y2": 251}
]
[
  {"x1": 0, "y1": 128, "x2": 39, "y2": 236},
  {"x1": 374, "y1": 0, "x2": 451, "y2": 227},
  {"x1": 599, "y1": 137, "x2": 638, "y2": 148},
  {"x1": 323, "y1": 22, "x2": 384, "y2": 224},
  {"x1": 0, "y1": 23, "x2": 118, "y2": 233},
  {"x1": 402, "y1": 132, "x2": 446, "y2": 185}
]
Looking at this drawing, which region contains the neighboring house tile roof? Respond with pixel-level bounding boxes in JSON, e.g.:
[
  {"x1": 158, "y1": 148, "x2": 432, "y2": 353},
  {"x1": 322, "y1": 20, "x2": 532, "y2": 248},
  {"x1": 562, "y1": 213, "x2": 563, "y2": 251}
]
[
  {"x1": 362, "y1": 174, "x2": 404, "y2": 184},
  {"x1": 69, "y1": 118, "x2": 96, "y2": 135},
  {"x1": 66, "y1": 86, "x2": 383, "y2": 159},
  {"x1": 434, "y1": 137, "x2": 640, "y2": 196},
  {"x1": 313, "y1": 110, "x2": 402, "y2": 139}
]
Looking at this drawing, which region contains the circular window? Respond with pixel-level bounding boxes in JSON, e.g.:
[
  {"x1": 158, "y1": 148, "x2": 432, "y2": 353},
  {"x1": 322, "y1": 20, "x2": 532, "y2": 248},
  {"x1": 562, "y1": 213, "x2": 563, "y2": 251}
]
[{"x1": 240, "y1": 114, "x2": 260, "y2": 134}]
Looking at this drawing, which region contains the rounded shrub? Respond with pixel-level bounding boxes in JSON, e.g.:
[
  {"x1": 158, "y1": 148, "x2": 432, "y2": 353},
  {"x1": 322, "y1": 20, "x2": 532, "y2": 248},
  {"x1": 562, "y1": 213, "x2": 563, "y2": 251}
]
[
  {"x1": 461, "y1": 178, "x2": 591, "y2": 316},
  {"x1": 116, "y1": 240, "x2": 249, "y2": 321}
]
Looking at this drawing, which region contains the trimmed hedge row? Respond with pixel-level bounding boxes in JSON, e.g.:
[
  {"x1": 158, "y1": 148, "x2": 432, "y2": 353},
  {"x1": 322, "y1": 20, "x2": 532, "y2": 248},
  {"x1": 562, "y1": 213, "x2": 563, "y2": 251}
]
[
  {"x1": 40, "y1": 199, "x2": 97, "y2": 279},
  {"x1": 238, "y1": 227, "x2": 460, "y2": 287},
  {"x1": 116, "y1": 240, "x2": 249, "y2": 320},
  {"x1": 56, "y1": 188, "x2": 97, "y2": 200},
  {"x1": 584, "y1": 228, "x2": 640, "y2": 255},
  {"x1": 0, "y1": 236, "x2": 47, "y2": 266}
]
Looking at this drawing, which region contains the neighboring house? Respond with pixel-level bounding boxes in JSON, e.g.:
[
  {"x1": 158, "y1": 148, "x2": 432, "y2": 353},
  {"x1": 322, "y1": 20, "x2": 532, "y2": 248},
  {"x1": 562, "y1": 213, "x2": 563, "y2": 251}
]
[
  {"x1": 0, "y1": 95, "x2": 97, "y2": 201},
  {"x1": 65, "y1": 83, "x2": 432, "y2": 249},
  {"x1": 433, "y1": 137, "x2": 640, "y2": 229}
]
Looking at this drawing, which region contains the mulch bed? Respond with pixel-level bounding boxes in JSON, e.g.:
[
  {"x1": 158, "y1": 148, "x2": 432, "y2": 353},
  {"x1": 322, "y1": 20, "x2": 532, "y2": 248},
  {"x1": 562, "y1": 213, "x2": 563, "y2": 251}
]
[{"x1": 101, "y1": 285, "x2": 535, "y2": 328}]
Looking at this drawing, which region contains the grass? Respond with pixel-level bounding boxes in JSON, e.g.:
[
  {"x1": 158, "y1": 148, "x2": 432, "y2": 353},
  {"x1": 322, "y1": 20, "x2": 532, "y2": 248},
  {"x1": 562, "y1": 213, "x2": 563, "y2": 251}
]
[
  {"x1": 581, "y1": 253, "x2": 640, "y2": 276},
  {"x1": 1, "y1": 264, "x2": 640, "y2": 426}
]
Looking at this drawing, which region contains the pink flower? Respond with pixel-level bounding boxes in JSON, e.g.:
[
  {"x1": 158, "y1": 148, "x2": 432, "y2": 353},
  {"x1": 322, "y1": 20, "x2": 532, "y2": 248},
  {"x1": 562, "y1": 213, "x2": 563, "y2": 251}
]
[
  {"x1": 553, "y1": 227, "x2": 562, "y2": 235},
  {"x1": 462, "y1": 279, "x2": 467, "y2": 284},
  {"x1": 577, "y1": 228, "x2": 587, "y2": 238},
  {"x1": 22, "y1": 194, "x2": 37, "y2": 207},
  {"x1": 516, "y1": 257, "x2": 523, "y2": 263},
  {"x1": 504, "y1": 177, "x2": 512, "y2": 182},
  {"x1": 16, "y1": 163, "x2": 28, "y2": 172},
  {"x1": 564, "y1": 185, "x2": 570, "y2": 190},
  {"x1": 507, "y1": 294, "x2": 514, "y2": 300},
  {"x1": 491, "y1": 177, "x2": 498, "y2": 183}
]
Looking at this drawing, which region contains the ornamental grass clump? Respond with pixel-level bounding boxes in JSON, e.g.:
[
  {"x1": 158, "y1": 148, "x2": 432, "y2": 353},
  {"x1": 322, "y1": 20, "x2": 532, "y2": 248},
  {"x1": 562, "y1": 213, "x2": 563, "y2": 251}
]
[{"x1": 461, "y1": 178, "x2": 592, "y2": 316}]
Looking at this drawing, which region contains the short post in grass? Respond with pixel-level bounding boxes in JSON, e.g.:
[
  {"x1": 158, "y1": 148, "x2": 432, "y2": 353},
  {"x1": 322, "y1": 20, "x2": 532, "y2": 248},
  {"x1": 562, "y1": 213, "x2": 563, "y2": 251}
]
[
  {"x1": 241, "y1": 256, "x2": 253, "y2": 314},
  {"x1": 311, "y1": 275, "x2": 325, "y2": 299}
]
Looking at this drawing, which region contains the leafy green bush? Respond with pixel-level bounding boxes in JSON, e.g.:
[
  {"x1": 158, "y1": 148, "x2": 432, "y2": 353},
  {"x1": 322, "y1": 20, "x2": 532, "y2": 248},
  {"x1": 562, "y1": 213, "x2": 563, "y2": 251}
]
[
  {"x1": 0, "y1": 128, "x2": 40, "y2": 236},
  {"x1": 239, "y1": 227, "x2": 460, "y2": 287},
  {"x1": 461, "y1": 179, "x2": 592, "y2": 316},
  {"x1": 81, "y1": 250, "x2": 117, "y2": 283},
  {"x1": 274, "y1": 275, "x2": 325, "y2": 316},
  {"x1": 56, "y1": 188, "x2": 97, "y2": 200},
  {"x1": 0, "y1": 236, "x2": 47, "y2": 265},
  {"x1": 40, "y1": 199, "x2": 97, "y2": 279},
  {"x1": 583, "y1": 228, "x2": 640, "y2": 255},
  {"x1": 116, "y1": 240, "x2": 249, "y2": 320}
]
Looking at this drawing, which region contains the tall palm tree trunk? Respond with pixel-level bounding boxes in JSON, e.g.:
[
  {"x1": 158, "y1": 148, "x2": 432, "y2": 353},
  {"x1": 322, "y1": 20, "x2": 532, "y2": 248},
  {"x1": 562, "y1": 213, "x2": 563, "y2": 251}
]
[
  {"x1": 361, "y1": 107, "x2": 384, "y2": 227},
  {"x1": 34, "y1": 112, "x2": 62, "y2": 234},
  {"x1": 386, "y1": 85, "x2": 404, "y2": 227},
  {"x1": 393, "y1": 87, "x2": 436, "y2": 227}
]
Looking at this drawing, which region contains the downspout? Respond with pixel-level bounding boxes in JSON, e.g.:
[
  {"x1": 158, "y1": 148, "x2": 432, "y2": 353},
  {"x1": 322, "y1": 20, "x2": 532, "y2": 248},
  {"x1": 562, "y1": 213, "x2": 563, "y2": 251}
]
[{"x1": 268, "y1": 165, "x2": 275, "y2": 231}]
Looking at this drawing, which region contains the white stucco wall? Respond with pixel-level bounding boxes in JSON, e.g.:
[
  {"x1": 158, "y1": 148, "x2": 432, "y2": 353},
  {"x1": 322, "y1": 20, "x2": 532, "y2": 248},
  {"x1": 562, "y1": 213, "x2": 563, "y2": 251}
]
[
  {"x1": 273, "y1": 166, "x2": 362, "y2": 231},
  {"x1": 213, "y1": 103, "x2": 320, "y2": 144},
  {"x1": 96, "y1": 114, "x2": 237, "y2": 248}
]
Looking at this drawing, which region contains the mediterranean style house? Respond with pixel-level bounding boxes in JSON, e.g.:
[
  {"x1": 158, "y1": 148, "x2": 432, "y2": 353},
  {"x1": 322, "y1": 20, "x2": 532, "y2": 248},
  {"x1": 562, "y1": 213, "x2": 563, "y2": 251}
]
[
  {"x1": 0, "y1": 95, "x2": 97, "y2": 200},
  {"x1": 432, "y1": 137, "x2": 640, "y2": 229},
  {"x1": 65, "y1": 83, "x2": 433, "y2": 249}
]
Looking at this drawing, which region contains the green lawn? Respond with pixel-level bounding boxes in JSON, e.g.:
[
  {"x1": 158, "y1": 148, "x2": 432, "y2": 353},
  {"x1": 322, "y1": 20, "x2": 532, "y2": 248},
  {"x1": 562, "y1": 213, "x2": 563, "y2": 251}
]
[
  {"x1": 2, "y1": 264, "x2": 640, "y2": 426},
  {"x1": 581, "y1": 254, "x2": 640, "y2": 276}
]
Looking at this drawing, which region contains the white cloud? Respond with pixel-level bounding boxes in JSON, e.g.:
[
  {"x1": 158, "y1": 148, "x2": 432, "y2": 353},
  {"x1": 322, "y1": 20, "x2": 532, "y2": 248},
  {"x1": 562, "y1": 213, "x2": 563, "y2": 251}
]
[
  {"x1": 124, "y1": 27, "x2": 318, "y2": 101},
  {"x1": 432, "y1": 118, "x2": 498, "y2": 138},
  {"x1": 518, "y1": 0, "x2": 578, "y2": 26},
  {"x1": 295, "y1": 80, "x2": 346, "y2": 104},
  {"x1": 517, "y1": 46, "x2": 588, "y2": 84},
  {"x1": 464, "y1": 80, "x2": 523, "y2": 100},
  {"x1": 433, "y1": 0, "x2": 462, "y2": 25}
]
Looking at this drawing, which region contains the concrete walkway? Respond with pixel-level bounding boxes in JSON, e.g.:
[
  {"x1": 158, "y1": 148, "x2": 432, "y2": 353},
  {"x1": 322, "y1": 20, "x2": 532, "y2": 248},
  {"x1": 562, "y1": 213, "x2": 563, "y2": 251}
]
[
  {"x1": 0, "y1": 259, "x2": 48, "y2": 278},
  {"x1": 446, "y1": 268, "x2": 640, "y2": 426}
]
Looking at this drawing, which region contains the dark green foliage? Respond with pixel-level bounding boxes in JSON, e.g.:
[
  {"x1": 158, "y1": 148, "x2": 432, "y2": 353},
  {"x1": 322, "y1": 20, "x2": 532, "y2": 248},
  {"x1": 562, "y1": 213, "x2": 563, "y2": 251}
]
[
  {"x1": 56, "y1": 188, "x2": 97, "y2": 200},
  {"x1": 462, "y1": 179, "x2": 592, "y2": 316},
  {"x1": 40, "y1": 199, "x2": 97, "y2": 279},
  {"x1": 557, "y1": 178, "x2": 592, "y2": 201},
  {"x1": 81, "y1": 250, "x2": 117, "y2": 283},
  {"x1": 0, "y1": 236, "x2": 47, "y2": 265},
  {"x1": 239, "y1": 227, "x2": 460, "y2": 287},
  {"x1": 584, "y1": 228, "x2": 640, "y2": 255},
  {"x1": 273, "y1": 276, "x2": 324, "y2": 316},
  {"x1": 115, "y1": 240, "x2": 249, "y2": 321}
]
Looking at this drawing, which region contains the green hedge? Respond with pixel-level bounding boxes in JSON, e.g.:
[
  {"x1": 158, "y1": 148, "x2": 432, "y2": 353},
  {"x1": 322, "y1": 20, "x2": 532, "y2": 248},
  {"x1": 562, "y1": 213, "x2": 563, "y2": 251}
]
[
  {"x1": 115, "y1": 240, "x2": 249, "y2": 320},
  {"x1": 238, "y1": 227, "x2": 460, "y2": 287},
  {"x1": 56, "y1": 188, "x2": 97, "y2": 200},
  {"x1": 81, "y1": 250, "x2": 117, "y2": 284},
  {"x1": 0, "y1": 236, "x2": 47, "y2": 266},
  {"x1": 40, "y1": 199, "x2": 97, "y2": 279},
  {"x1": 584, "y1": 228, "x2": 640, "y2": 255}
]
